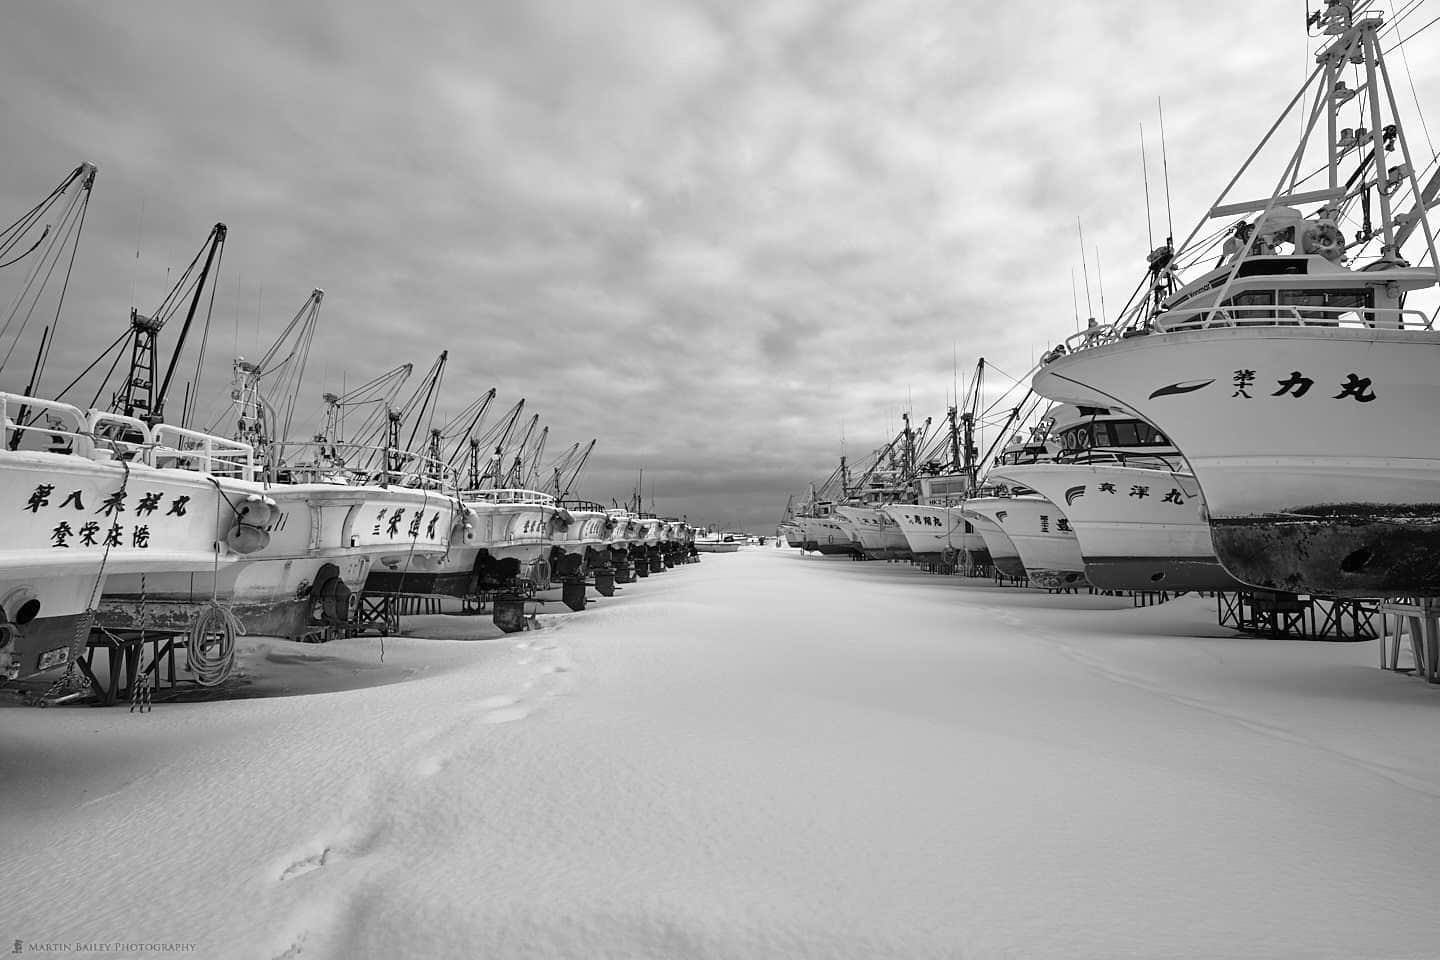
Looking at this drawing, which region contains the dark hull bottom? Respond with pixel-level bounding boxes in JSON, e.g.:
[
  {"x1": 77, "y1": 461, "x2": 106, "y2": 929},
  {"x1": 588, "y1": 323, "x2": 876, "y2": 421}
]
[
  {"x1": 861, "y1": 548, "x2": 912, "y2": 561},
  {"x1": 992, "y1": 556, "x2": 1027, "y2": 580},
  {"x1": 1026, "y1": 567, "x2": 1090, "y2": 590},
  {"x1": 100, "y1": 598, "x2": 313, "y2": 640},
  {"x1": 1082, "y1": 556, "x2": 1246, "y2": 593},
  {"x1": 365, "y1": 570, "x2": 474, "y2": 599},
  {"x1": 5, "y1": 612, "x2": 88, "y2": 681},
  {"x1": 965, "y1": 548, "x2": 993, "y2": 566},
  {"x1": 1210, "y1": 514, "x2": 1440, "y2": 597}
]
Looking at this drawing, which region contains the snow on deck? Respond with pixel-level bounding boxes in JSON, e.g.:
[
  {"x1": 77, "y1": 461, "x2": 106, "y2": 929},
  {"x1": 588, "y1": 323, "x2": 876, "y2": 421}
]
[{"x1": 3, "y1": 548, "x2": 1439, "y2": 959}]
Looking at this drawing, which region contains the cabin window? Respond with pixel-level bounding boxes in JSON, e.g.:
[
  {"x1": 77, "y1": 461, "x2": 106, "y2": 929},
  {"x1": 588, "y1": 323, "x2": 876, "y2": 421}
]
[
  {"x1": 1236, "y1": 259, "x2": 1307, "y2": 276},
  {"x1": 1276, "y1": 288, "x2": 1372, "y2": 310},
  {"x1": 1222, "y1": 290, "x2": 1275, "y2": 307}
]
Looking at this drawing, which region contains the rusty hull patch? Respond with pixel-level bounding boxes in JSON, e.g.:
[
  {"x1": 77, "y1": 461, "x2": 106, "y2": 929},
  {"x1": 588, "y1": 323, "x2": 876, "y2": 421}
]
[{"x1": 1210, "y1": 507, "x2": 1440, "y2": 597}]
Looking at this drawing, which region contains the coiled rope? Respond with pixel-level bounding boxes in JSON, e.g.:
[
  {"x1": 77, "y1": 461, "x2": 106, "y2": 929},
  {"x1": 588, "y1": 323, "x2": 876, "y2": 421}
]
[{"x1": 186, "y1": 601, "x2": 244, "y2": 686}]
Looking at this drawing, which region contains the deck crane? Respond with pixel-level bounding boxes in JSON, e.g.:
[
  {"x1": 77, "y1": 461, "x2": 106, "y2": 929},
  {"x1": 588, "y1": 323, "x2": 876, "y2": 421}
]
[{"x1": 112, "y1": 222, "x2": 228, "y2": 426}]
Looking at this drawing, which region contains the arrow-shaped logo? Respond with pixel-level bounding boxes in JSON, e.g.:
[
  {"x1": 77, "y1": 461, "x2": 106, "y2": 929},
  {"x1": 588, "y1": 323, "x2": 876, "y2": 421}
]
[{"x1": 1148, "y1": 378, "x2": 1215, "y2": 399}]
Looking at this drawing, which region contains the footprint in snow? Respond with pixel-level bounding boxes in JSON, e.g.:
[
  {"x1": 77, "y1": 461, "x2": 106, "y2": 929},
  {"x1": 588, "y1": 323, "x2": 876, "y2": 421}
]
[
  {"x1": 280, "y1": 848, "x2": 330, "y2": 881},
  {"x1": 479, "y1": 704, "x2": 530, "y2": 724}
]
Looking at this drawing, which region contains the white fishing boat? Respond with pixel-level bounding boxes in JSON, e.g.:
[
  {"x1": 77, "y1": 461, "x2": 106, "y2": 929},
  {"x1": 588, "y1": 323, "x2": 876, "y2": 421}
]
[
  {"x1": 101, "y1": 341, "x2": 464, "y2": 640},
  {"x1": 693, "y1": 531, "x2": 742, "y2": 553},
  {"x1": 832, "y1": 504, "x2": 911, "y2": 560},
  {"x1": 961, "y1": 420, "x2": 1083, "y2": 587},
  {"x1": 798, "y1": 500, "x2": 859, "y2": 555},
  {"x1": 550, "y1": 499, "x2": 612, "y2": 577},
  {"x1": 883, "y1": 464, "x2": 992, "y2": 568},
  {"x1": 965, "y1": 485, "x2": 1088, "y2": 590},
  {"x1": 1035, "y1": 1, "x2": 1440, "y2": 597},
  {"x1": 0, "y1": 396, "x2": 258, "y2": 680},
  {"x1": 881, "y1": 376, "x2": 992, "y2": 567},
  {"x1": 962, "y1": 510, "x2": 1026, "y2": 581},
  {"x1": 992, "y1": 407, "x2": 1244, "y2": 592}
]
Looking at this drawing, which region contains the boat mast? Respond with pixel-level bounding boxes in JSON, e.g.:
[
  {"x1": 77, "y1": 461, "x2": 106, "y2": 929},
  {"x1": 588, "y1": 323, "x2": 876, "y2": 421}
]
[{"x1": 118, "y1": 222, "x2": 227, "y2": 425}]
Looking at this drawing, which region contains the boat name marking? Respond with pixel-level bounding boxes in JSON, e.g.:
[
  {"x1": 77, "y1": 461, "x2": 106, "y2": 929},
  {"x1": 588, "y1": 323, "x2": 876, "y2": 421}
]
[
  {"x1": 369, "y1": 506, "x2": 445, "y2": 540},
  {"x1": 1151, "y1": 371, "x2": 1377, "y2": 403}
]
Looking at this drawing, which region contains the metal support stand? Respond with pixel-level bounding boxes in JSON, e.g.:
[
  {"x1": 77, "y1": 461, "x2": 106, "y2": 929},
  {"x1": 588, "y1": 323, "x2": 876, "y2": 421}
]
[
  {"x1": 593, "y1": 567, "x2": 616, "y2": 597},
  {"x1": 561, "y1": 578, "x2": 587, "y2": 612},
  {"x1": 1379, "y1": 598, "x2": 1440, "y2": 681},
  {"x1": 493, "y1": 595, "x2": 528, "y2": 633},
  {"x1": 354, "y1": 593, "x2": 400, "y2": 636}
]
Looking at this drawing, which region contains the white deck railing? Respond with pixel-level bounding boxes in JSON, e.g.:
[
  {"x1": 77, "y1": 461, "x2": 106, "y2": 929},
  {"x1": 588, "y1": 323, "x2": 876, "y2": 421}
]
[
  {"x1": 2, "y1": 392, "x2": 257, "y2": 481},
  {"x1": 1056, "y1": 303, "x2": 1435, "y2": 357}
]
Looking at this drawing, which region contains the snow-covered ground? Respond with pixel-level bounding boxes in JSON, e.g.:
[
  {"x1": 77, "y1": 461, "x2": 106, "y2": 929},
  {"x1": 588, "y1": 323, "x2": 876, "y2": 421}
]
[{"x1": 3, "y1": 547, "x2": 1439, "y2": 959}]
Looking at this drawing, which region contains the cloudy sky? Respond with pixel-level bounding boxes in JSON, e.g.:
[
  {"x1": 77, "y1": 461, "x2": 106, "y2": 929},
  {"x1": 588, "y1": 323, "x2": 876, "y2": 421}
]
[{"x1": 4, "y1": 1, "x2": 1438, "y2": 529}]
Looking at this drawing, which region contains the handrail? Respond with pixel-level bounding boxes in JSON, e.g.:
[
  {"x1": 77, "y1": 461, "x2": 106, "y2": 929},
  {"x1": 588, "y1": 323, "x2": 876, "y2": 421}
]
[
  {"x1": 1053, "y1": 448, "x2": 1187, "y2": 472},
  {"x1": 151, "y1": 422, "x2": 256, "y2": 480},
  {"x1": 1054, "y1": 302, "x2": 1434, "y2": 359},
  {"x1": 558, "y1": 498, "x2": 608, "y2": 512},
  {"x1": 462, "y1": 487, "x2": 555, "y2": 505},
  {"x1": 1151, "y1": 303, "x2": 1434, "y2": 332},
  {"x1": 0, "y1": 392, "x2": 262, "y2": 480},
  {"x1": 285, "y1": 439, "x2": 459, "y2": 490},
  {"x1": 1, "y1": 392, "x2": 96, "y2": 457}
]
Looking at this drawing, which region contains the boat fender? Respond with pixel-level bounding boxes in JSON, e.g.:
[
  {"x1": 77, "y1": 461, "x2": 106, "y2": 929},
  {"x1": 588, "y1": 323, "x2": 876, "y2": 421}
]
[
  {"x1": 602, "y1": 516, "x2": 618, "y2": 534},
  {"x1": 450, "y1": 509, "x2": 478, "y2": 546},
  {"x1": 225, "y1": 494, "x2": 277, "y2": 555},
  {"x1": 549, "y1": 509, "x2": 573, "y2": 535}
]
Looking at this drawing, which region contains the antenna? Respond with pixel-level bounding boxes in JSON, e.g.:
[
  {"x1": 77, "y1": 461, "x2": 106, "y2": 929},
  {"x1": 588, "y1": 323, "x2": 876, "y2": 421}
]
[
  {"x1": 1070, "y1": 268, "x2": 1080, "y2": 331},
  {"x1": 1158, "y1": 97, "x2": 1175, "y2": 243},
  {"x1": 1077, "y1": 218, "x2": 1093, "y2": 317},
  {"x1": 131, "y1": 194, "x2": 144, "y2": 309},
  {"x1": 1095, "y1": 246, "x2": 1107, "y2": 320},
  {"x1": 1140, "y1": 122, "x2": 1155, "y2": 250}
]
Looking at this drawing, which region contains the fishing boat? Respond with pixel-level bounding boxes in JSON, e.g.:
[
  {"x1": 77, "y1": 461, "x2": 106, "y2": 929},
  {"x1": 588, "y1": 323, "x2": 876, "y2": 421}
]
[
  {"x1": 693, "y1": 530, "x2": 743, "y2": 553},
  {"x1": 1, "y1": 394, "x2": 260, "y2": 680},
  {"x1": 1035, "y1": 1, "x2": 1440, "y2": 596},
  {"x1": 882, "y1": 389, "x2": 990, "y2": 568},
  {"x1": 101, "y1": 344, "x2": 464, "y2": 640},
  {"x1": 798, "y1": 500, "x2": 859, "y2": 555},
  {"x1": 962, "y1": 418, "x2": 1085, "y2": 587},
  {"x1": 993, "y1": 406, "x2": 1244, "y2": 592},
  {"x1": 963, "y1": 511, "x2": 1026, "y2": 581},
  {"x1": 550, "y1": 499, "x2": 611, "y2": 578}
]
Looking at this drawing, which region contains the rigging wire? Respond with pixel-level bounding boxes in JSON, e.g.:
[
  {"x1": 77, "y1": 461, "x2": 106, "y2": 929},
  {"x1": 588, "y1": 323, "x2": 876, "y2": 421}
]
[
  {"x1": 182, "y1": 240, "x2": 225, "y2": 429},
  {"x1": 27, "y1": 189, "x2": 91, "y2": 397},
  {"x1": 1386, "y1": 0, "x2": 1438, "y2": 158},
  {"x1": 1140, "y1": 122, "x2": 1155, "y2": 251},
  {"x1": 1158, "y1": 97, "x2": 1175, "y2": 241}
]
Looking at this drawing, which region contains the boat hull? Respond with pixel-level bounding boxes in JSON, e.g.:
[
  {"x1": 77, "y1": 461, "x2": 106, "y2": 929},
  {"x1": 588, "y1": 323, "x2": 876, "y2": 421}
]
[
  {"x1": 104, "y1": 483, "x2": 459, "y2": 637},
  {"x1": 960, "y1": 507, "x2": 1026, "y2": 580},
  {"x1": 833, "y1": 506, "x2": 911, "y2": 560},
  {"x1": 0, "y1": 450, "x2": 245, "y2": 678},
  {"x1": 694, "y1": 541, "x2": 742, "y2": 553},
  {"x1": 995, "y1": 463, "x2": 1246, "y2": 593},
  {"x1": 1036, "y1": 326, "x2": 1440, "y2": 596},
  {"x1": 800, "y1": 515, "x2": 859, "y2": 555},
  {"x1": 965, "y1": 495, "x2": 1087, "y2": 589},
  {"x1": 881, "y1": 503, "x2": 989, "y2": 563}
]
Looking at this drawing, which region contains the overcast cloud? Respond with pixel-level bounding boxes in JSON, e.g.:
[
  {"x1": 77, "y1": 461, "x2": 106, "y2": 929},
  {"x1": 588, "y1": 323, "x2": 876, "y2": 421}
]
[{"x1": 4, "y1": 1, "x2": 1437, "y2": 528}]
